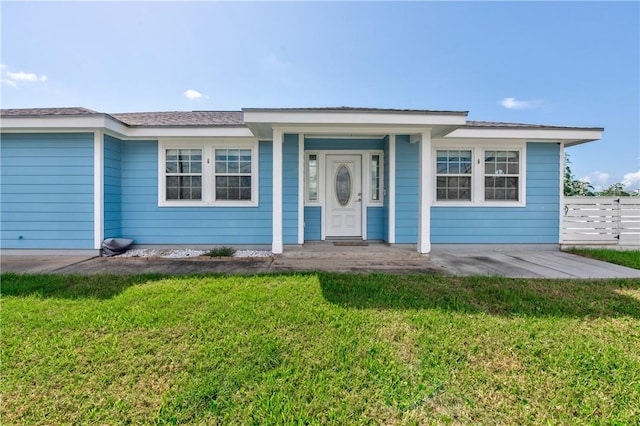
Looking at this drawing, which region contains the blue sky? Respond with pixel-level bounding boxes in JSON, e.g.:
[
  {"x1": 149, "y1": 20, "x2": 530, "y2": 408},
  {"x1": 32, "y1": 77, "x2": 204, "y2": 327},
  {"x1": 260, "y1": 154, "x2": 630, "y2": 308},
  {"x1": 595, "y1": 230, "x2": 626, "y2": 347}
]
[{"x1": 2, "y1": 1, "x2": 639, "y2": 190}]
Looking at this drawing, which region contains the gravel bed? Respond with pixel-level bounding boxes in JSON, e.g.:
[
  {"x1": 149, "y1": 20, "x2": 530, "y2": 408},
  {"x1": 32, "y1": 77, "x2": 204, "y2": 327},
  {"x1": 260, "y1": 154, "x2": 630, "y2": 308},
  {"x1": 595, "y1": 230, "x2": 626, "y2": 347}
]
[{"x1": 115, "y1": 248, "x2": 272, "y2": 258}]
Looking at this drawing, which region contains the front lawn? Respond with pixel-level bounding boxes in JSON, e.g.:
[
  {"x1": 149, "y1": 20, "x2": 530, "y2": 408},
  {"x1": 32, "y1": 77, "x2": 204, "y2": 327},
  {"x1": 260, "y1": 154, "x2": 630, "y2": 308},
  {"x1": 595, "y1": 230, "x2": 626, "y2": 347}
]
[
  {"x1": 566, "y1": 248, "x2": 640, "y2": 270},
  {"x1": 2, "y1": 273, "x2": 639, "y2": 424}
]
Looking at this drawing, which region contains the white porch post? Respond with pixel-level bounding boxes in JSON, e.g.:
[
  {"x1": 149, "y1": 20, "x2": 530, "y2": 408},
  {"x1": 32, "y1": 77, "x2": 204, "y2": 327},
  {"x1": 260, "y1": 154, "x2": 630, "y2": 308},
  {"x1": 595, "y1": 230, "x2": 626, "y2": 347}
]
[
  {"x1": 298, "y1": 133, "x2": 305, "y2": 244},
  {"x1": 93, "y1": 130, "x2": 104, "y2": 249},
  {"x1": 417, "y1": 130, "x2": 432, "y2": 253},
  {"x1": 272, "y1": 128, "x2": 284, "y2": 254},
  {"x1": 388, "y1": 134, "x2": 396, "y2": 244}
]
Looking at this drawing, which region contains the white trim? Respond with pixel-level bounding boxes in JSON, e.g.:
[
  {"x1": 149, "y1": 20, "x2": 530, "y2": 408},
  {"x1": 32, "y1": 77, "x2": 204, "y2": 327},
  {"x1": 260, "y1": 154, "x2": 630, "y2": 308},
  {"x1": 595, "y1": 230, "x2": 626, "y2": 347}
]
[
  {"x1": 445, "y1": 127, "x2": 602, "y2": 146},
  {"x1": 431, "y1": 141, "x2": 527, "y2": 207},
  {"x1": 93, "y1": 130, "x2": 104, "y2": 249},
  {"x1": 388, "y1": 134, "x2": 396, "y2": 244},
  {"x1": 298, "y1": 133, "x2": 305, "y2": 244},
  {"x1": 1, "y1": 116, "x2": 254, "y2": 139},
  {"x1": 368, "y1": 151, "x2": 384, "y2": 205},
  {"x1": 304, "y1": 151, "x2": 321, "y2": 205},
  {"x1": 559, "y1": 141, "x2": 565, "y2": 244},
  {"x1": 418, "y1": 131, "x2": 431, "y2": 254},
  {"x1": 272, "y1": 129, "x2": 283, "y2": 254},
  {"x1": 244, "y1": 110, "x2": 467, "y2": 126},
  {"x1": 157, "y1": 138, "x2": 259, "y2": 207}
]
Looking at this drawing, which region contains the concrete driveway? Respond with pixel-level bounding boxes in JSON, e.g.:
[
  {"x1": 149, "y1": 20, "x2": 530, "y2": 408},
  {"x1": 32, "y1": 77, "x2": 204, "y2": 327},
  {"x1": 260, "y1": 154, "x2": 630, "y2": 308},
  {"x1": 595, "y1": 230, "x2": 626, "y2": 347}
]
[{"x1": 1, "y1": 244, "x2": 638, "y2": 278}]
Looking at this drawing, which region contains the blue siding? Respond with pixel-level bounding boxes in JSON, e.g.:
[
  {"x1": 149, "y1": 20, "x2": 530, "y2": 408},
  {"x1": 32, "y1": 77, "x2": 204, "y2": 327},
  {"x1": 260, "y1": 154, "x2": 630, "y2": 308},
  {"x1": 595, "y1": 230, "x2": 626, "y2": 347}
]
[
  {"x1": 395, "y1": 135, "x2": 419, "y2": 243},
  {"x1": 0, "y1": 133, "x2": 94, "y2": 249},
  {"x1": 367, "y1": 207, "x2": 385, "y2": 240},
  {"x1": 431, "y1": 142, "x2": 560, "y2": 243},
  {"x1": 119, "y1": 140, "x2": 273, "y2": 244},
  {"x1": 305, "y1": 138, "x2": 384, "y2": 151},
  {"x1": 283, "y1": 134, "x2": 299, "y2": 244},
  {"x1": 104, "y1": 135, "x2": 121, "y2": 238},
  {"x1": 304, "y1": 206, "x2": 322, "y2": 240}
]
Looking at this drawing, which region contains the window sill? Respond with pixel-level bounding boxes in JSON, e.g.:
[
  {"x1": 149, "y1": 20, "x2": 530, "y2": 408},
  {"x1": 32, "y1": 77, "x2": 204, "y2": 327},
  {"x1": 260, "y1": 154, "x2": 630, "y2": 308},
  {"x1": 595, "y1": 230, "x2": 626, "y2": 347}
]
[
  {"x1": 432, "y1": 201, "x2": 526, "y2": 208},
  {"x1": 159, "y1": 201, "x2": 259, "y2": 208}
]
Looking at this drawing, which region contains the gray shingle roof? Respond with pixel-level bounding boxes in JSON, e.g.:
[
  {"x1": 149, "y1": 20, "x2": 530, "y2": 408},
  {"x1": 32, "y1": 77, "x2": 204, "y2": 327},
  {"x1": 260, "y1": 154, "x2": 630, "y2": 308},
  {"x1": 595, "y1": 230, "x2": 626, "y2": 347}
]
[
  {"x1": 465, "y1": 120, "x2": 604, "y2": 131},
  {"x1": 110, "y1": 111, "x2": 245, "y2": 127},
  {"x1": 0, "y1": 107, "x2": 98, "y2": 116},
  {"x1": 243, "y1": 106, "x2": 469, "y2": 115},
  {"x1": 0, "y1": 107, "x2": 603, "y2": 131}
]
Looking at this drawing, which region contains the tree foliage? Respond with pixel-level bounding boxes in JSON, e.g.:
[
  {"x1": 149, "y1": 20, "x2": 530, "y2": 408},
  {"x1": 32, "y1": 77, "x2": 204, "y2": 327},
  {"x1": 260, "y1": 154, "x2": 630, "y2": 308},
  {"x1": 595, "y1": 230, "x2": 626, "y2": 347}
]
[{"x1": 564, "y1": 154, "x2": 595, "y2": 196}]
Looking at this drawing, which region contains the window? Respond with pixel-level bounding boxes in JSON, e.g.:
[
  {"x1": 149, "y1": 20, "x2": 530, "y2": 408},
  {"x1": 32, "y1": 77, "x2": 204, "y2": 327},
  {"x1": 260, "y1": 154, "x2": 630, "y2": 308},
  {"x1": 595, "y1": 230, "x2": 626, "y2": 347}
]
[
  {"x1": 307, "y1": 153, "x2": 318, "y2": 202},
  {"x1": 436, "y1": 150, "x2": 472, "y2": 201},
  {"x1": 433, "y1": 144, "x2": 525, "y2": 206},
  {"x1": 215, "y1": 149, "x2": 252, "y2": 200},
  {"x1": 159, "y1": 140, "x2": 258, "y2": 207},
  {"x1": 371, "y1": 154, "x2": 381, "y2": 201},
  {"x1": 165, "y1": 149, "x2": 202, "y2": 200},
  {"x1": 484, "y1": 150, "x2": 519, "y2": 201}
]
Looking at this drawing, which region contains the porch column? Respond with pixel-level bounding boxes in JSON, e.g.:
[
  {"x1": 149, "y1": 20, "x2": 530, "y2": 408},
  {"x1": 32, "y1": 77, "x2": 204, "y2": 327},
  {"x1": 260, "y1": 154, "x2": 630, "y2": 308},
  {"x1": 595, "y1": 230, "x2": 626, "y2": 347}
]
[
  {"x1": 272, "y1": 129, "x2": 283, "y2": 254},
  {"x1": 388, "y1": 134, "x2": 396, "y2": 244},
  {"x1": 417, "y1": 130, "x2": 432, "y2": 253}
]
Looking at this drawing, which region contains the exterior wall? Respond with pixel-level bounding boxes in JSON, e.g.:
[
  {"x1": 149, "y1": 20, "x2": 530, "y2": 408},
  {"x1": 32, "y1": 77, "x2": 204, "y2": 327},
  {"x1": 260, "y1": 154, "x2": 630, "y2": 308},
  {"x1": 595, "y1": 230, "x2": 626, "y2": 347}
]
[
  {"x1": 304, "y1": 206, "x2": 321, "y2": 240},
  {"x1": 431, "y1": 142, "x2": 560, "y2": 243},
  {"x1": 283, "y1": 134, "x2": 299, "y2": 244},
  {"x1": 394, "y1": 135, "x2": 419, "y2": 243},
  {"x1": 0, "y1": 132, "x2": 94, "y2": 249},
  {"x1": 367, "y1": 207, "x2": 385, "y2": 240},
  {"x1": 104, "y1": 134, "x2": 122, "y2": 238},
  {"x1": 119, "y1": 140, "x2": 273, "y2": 245}
]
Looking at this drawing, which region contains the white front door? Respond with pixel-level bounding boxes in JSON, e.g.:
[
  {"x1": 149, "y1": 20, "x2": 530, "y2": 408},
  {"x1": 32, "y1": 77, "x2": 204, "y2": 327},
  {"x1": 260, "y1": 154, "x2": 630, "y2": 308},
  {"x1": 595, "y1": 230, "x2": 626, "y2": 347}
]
[{"x1": 325, "y1": 155, "x2": 362, "y2": 238}]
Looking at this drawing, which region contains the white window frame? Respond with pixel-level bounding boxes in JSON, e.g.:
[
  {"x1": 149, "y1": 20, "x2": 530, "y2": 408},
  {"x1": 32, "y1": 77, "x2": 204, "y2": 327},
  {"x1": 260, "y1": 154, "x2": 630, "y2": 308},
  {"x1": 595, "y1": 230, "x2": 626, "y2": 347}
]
[
  {"x1": 158, "y1": 138, "x2": 259, "y2": 207},
  {"x1": 305, "y1": 151, "x2": 320, "y2": 205},
  {"x1": 432, "y1": 141, "x2": 526, "y2": 207},
  {"x1": 368, "y1": 151, "x2": 384, "y2": 205}
]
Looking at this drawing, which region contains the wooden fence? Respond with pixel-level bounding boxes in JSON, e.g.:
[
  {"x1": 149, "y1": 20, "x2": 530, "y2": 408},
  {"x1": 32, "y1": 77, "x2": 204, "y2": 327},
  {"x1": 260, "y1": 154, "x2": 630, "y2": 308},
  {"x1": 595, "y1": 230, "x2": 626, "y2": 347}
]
[{"x1": 561, "y1": 197, "x2": 640, "y2": 247}]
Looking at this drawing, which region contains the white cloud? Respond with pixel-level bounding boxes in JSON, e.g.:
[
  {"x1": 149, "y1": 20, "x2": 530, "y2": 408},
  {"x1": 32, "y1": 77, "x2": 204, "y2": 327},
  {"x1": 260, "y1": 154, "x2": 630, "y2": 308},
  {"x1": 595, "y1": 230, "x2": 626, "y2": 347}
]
[
  {"x1": 1, "y1": 65, "x2": 48, "y2": 87},
  {"x1": 183, "y1": 89, "x2": 208, "y2": 101},
  {"x1": 622, "y1": 169, "x2": 640, "y2": 190},
  {"x1": 499, "y1": 97, "x2": 544, "y2": 110},
  {"x1": 580, "y1": 171, "x2": 611, "y2": 192}
]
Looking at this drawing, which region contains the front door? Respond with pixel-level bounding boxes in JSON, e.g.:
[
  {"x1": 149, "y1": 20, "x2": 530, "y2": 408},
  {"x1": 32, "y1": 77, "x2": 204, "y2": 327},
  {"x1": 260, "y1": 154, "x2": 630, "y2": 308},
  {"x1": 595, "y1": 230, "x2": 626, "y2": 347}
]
[{"x1": 325, "y1": 155, "x2": 362, "y2": 238}]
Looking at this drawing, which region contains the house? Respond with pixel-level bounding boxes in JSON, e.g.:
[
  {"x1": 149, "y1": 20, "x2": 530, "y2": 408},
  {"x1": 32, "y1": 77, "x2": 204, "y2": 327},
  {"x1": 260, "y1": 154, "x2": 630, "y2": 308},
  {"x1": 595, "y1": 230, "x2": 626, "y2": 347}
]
[{"x1": 0, "y1": 107, "x2": 603, "y2": 254}]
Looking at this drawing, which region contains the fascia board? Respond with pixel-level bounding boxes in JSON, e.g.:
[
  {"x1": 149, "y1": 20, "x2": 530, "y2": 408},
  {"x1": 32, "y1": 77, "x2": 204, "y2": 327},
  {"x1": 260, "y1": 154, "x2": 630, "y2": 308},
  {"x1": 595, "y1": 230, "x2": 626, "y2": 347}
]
[
  {"x1": 243, "y1": 111, "x2": 468, "y2": 127},
  {"x1": 124, "y1": 127, "x2": 255, "y2": 138},
  {"x1": 445, "y1": 127, "x2": 603, "y2": 143}
]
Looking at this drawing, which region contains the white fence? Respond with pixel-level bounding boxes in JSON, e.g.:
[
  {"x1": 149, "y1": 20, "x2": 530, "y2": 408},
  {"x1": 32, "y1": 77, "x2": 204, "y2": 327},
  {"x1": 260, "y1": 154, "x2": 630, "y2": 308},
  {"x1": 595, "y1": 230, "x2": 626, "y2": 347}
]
[{"x1": 561, "y1": 197, "x2": 640, "y2": 247}]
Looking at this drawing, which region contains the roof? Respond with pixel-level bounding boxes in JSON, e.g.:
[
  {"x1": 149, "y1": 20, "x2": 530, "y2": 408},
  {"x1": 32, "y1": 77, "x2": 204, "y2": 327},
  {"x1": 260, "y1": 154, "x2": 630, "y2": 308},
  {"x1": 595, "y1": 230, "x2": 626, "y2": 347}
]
[
  {"x1": 0, "y1": 107, "x2": 603, "y2": 132},
  {"x1": 242, "y1": 106, "x2": 469, "y2": 115},
  {"x1": 0, "y1": 107, "x2": 98, "y2": 116},
  {"x1": 465, "y1": 120, "x2": 604, "y2": 131},
  {"x1": 110, "y1": 111, "x2": 245, "y2": 127}
]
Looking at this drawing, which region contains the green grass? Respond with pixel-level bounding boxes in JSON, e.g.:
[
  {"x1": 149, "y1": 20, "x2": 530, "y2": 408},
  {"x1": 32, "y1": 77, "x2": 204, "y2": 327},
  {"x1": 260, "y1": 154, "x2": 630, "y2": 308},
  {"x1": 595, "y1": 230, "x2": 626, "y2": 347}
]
[
  {"x1": 566, "y1": 248, "x2": 640, "y2": 270},
  {"x1": 2, "y1": 273, "x2": 640, "y2": 425}
]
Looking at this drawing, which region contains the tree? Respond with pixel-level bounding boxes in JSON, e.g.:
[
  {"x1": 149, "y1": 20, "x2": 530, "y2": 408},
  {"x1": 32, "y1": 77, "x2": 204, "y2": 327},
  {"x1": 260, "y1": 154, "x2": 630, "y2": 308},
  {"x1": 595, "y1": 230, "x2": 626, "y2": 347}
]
[
  {"x1": 564, "y1": 154, "x2": 594, "y2": 196},
  {"x1": 598, "y1": 183, "x2": 632, "y2": 196}
]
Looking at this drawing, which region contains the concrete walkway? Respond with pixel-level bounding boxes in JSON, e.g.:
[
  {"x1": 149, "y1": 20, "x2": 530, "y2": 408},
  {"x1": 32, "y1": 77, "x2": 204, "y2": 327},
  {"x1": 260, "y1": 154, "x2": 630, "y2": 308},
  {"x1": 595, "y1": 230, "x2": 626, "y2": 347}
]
[{"x1": 1, "y1": 244, "x2": 638, "y2": 278}]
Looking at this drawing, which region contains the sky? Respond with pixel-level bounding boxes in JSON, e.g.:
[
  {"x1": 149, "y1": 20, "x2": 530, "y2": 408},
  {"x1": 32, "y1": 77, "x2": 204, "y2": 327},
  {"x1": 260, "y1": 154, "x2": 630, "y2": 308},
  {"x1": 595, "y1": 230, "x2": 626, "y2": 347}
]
[{"x1": 1, "y1": 1, "x2": 639, "y2": 191}]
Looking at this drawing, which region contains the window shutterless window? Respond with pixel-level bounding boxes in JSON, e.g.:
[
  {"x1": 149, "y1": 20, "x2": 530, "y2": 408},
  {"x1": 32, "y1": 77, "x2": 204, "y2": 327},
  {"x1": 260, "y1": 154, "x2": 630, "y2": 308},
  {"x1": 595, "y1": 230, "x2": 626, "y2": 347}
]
[
  {"x1": 436, "y1": 150, "x2": 472, "y2": 201},
  {"x1": 370, "y1": 154, "x2": 381, "y2": 202},
  {"x1": 306, "y1": 153, "x2": 318, "y2": 202},
  {"x1": 159, "y1": 140, "x2": 258, "y2": 207},
  {"x1": 165, "y1": 149, "x2": 203, "y2": 200},
  {"x1": 433, "y1": 143, "x2": 525, "y2": 207},
  {"x1": 484, "y1": 150, "x2": 520, "y2": 201}
]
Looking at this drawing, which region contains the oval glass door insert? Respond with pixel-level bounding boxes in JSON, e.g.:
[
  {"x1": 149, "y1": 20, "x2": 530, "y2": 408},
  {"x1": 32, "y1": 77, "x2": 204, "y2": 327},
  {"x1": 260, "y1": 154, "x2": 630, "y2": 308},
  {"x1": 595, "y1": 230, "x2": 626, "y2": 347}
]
[{"x1": 335, "y1": 164, "x2": 352, "y2": 206}]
